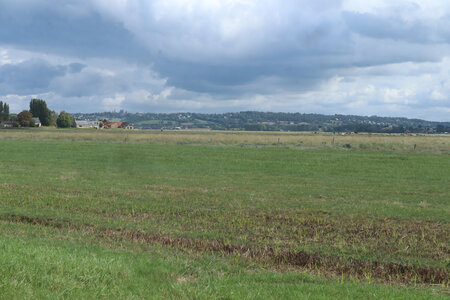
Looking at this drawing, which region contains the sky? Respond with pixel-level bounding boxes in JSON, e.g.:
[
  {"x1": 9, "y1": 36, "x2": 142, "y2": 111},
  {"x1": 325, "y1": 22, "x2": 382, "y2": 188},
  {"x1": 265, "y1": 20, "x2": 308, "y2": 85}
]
[{"x1": 1, "y1": 0, "x2": 450, "y2": 121}]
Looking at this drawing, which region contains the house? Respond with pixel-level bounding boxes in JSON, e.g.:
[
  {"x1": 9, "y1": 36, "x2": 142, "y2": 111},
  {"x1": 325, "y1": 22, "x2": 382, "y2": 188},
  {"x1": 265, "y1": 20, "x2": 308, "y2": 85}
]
[
  {"x1": 75, "y1": 120, "x2": 91, "y2": 128},
  {"x1": 103, "y1": 121, "x2": 123, "y2": 128},
  {"x1": 32, "y1": 118, "x2": 41, "y2": 127},
  {"x1": 103, "y1": 121, "x2": 134, "y2": 129},
  {"x1": 0, "y1": 121, "x2": 15, "y2": 128},
  {"x1": 75, "y1": 120, "x2": 100, "y2": 129}
]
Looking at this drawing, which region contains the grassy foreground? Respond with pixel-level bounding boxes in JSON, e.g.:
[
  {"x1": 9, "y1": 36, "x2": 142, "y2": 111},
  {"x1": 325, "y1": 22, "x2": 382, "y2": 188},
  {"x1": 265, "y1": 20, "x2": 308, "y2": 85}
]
[
  {"x1": 0, "y1": 224, "x2": 445, "y2": 300},
  {"x1": 0, "y1": 129, "x2": 449, "y2": 298}
]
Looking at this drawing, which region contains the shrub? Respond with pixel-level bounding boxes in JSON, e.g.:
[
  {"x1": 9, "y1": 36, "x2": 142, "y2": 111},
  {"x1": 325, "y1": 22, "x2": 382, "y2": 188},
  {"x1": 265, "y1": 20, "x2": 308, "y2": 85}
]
[
  {"x1": 56, "y1": 111, "x2": 72, "y2": 128},
  {"x1": 17, "y1": 110, "x2": 33, "y2": 127}
]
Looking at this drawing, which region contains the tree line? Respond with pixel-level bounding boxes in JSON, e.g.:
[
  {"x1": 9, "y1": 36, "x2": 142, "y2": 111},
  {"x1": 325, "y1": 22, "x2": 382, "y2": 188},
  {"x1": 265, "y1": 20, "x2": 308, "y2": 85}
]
[
  {"x1": 73, "y1": 111, "x2": 450, "y2": 133},
  {"x1": 0, "y1": 99, "x2": 74, "y2": 128},
  {"x1": 0, "y1": 101, "x2": 10, "y2": 122},
  {"x1": 3, "y1": 103, "x2": 449, "y2": 133}
]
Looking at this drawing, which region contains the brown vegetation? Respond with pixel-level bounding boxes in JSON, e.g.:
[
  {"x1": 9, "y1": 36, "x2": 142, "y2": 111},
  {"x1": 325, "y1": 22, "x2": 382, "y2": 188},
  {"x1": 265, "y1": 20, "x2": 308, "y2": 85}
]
[
  {"x1": 1, "y1": 128, "x2": 449, "y2": 153},
  {"x1": 4, "y1": 213, "x2": 448, "y2": 285}
]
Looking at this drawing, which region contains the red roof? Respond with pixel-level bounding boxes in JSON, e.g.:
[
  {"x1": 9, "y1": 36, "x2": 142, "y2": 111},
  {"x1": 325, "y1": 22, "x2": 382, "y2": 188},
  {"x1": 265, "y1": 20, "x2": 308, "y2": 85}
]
[{"x1": 103, "y1": 121, "x2": 126, "y2": 128}]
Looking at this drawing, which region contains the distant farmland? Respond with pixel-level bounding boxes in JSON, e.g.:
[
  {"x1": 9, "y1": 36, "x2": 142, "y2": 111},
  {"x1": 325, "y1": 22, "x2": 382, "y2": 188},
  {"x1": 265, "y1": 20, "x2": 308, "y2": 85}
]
[
  {"x1": 70, "y1": 111, "x2": 450, "y2": 133},
  {"x1": 0, "y1": 129, "x2": 448, "y2": 299}
]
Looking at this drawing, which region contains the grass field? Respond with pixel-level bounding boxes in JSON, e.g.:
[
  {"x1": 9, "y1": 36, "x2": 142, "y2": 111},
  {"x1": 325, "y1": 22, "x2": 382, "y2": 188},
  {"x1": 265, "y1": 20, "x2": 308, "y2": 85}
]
[
  {"x1": 1, "y1": 128, "x2": 449, "y2": 153},
  {"x1": 0, "y1": 129, "x2": 449, "y2": 299}
]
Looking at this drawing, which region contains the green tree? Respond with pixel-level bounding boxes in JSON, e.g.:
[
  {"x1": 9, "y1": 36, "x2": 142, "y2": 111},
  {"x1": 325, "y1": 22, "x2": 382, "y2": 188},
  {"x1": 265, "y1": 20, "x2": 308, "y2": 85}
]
[
  {"x1": 0, "y1": 101, "x2": 3, "y2": 121},
  {"x1": 17, "y1": 110, "x2": 33, "y2": 127},
  {"x1": 0, "y1": 101, "x2": 9, "y2": 122},
  {"x1": 71, "y1": 116, "x2": 77, "y2": 128},
  {"x1": 243, "y1": 123, "x2": 267, "y2": 131},
  {"x1": 56, "y1": 111, "x2": 72, "y2": 128},
  {"x1": 29, "y1": 99, "x2": 51, "y2": 126},
  {"x1": 436, "y1": 124, "x2": 450, "y2": 133},
  {"x1": 50, "y1": 110, "x2": 58, "y2": 127}
]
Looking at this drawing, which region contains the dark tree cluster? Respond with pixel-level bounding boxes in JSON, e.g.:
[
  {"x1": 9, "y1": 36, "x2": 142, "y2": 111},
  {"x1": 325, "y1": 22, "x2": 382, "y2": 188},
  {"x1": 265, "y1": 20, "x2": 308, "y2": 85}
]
[
  {"x1": 17, "y1": 110, "x2": 33, "y2": 127},
  {"x1": 1, "y1": 98, "x2": 77, "y2": 128},
  {"x1": 56, "y1": 111, "x2": 73, "y2": 128},
  {"x1": 436, "y1": 125, "x2": 450, "y2": 133},
  {"x1": 0, "y1": 101, "x2": 9, "y2": 122},
  {"x1": 71, "y1": 111, "x2": 450, "y2": 133},
  {"x1": 30, "y1": 99, "x2": 52, "y2": 126}
]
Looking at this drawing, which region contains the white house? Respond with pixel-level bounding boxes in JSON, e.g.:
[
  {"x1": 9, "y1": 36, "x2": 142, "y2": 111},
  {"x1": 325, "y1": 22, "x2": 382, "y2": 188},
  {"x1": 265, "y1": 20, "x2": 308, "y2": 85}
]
[
  {"x1": 75, "y1": 120, "x2": 100, "y2": 129},
  {"x1": 32, "y1": 117, "x2": 41, "y2": 127},
  {"x1": 0, "y1": 121, "x2": 15, "y2": 128}
]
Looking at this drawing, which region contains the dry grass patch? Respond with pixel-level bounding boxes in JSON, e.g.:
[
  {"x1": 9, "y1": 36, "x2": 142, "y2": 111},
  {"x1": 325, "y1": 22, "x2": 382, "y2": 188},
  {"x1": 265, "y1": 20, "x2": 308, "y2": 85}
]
[{"x1": 1, "y1": 128, "x2": 449, "y2": 153}]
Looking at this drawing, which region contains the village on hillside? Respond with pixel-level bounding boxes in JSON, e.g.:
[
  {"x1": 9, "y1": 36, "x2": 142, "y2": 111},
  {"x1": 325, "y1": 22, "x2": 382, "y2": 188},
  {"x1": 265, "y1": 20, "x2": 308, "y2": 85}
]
[
  {"x1": 74, "y1": 120, "x2": 134, "y2": 130},
  {"x1": 0, "y1": 99, "x2": 134, "y2": 129},
  {"x1": 1, "y1": 117, "x2": 134, "y2": 130},
  {"x1": 1, "y1": 98, "x2": 449, "y2": 133}
]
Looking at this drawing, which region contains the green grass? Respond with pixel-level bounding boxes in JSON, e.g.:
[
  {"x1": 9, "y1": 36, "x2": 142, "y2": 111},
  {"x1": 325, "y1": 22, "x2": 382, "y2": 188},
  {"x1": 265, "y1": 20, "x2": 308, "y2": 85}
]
[
  {"x1": 0, "y1": 223, "x2": 446, "y2": 299},
  {"x1": 0, "y1": 132, "x2": 449, "y2": 298},
  {"x1": 0, "y1": 235, "x2": 174, "y2": 299},
  {"x1": 1, "y1": 140, "x2": 448, "y2": 221}
]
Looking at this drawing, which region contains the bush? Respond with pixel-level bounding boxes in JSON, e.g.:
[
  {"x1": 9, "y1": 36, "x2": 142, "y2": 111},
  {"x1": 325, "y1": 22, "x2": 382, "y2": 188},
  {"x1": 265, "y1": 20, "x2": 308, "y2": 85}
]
[
  {"x1": 56, "y1": 111, "x2": 72, "y2": 128},
  {"x1": 17, "y1": 110, "x2": 32, "y2": 127}
]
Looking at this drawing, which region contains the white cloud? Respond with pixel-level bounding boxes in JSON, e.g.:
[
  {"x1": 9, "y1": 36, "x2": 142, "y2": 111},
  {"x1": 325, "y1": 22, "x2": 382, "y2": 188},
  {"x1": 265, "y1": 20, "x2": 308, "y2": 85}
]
[
  {"x1": 102, "y1": 94, "x2": 125, "y2": 111},
  {"x1": 0, "y1": 0, "x2": 449, "y2": 120}
]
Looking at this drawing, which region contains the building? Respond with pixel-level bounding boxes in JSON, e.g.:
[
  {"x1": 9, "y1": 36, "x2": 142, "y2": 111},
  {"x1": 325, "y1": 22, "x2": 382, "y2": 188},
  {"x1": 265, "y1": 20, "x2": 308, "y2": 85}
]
[
  {"x1": 75, "y1": 120, "x2": 91, "y2": 128},
  {"x1": 103, "y1": 121, "x2": 123, "y2": 128},
  {"x1": 103, "y1": 121, "x2": 134, "y2": 129},
  {"x1": 75, "y1": 120, "x2": 100, "y2": 129},
  {"x1": 0, "y1": 121, "x2": 15, "y2": 128},
  {"x1": 32, "y1": 118, "x2": 41, "y2": 127}
]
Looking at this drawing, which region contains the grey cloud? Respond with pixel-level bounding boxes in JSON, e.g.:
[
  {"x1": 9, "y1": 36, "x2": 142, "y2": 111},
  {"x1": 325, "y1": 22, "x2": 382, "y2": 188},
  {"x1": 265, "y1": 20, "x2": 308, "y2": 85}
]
[
  {"x1": 89, "y1": 0, "x2": 350, "y2": 93},
  {"x1": 49, "y1": 62, "x2": 167, "y2": 100},
  {"x1": 0, "y1": 1, "x2": 449, "y2": 120},
  {"x1": 68, "y1": 63, "x2": 86, "y2": 73},
  {"x1": 344, "y1": 12, "x2": 428, "y2": 43},
  {"x1": 50, "y1": 69, "x2": 106, "y2": 98},
  {"x1": 343, "y1": 11, "x2": 450, "y2": 44},
  {"x1": 345, "y1": 62, "x2": 441, "y2": 77},
  {"x1": 0, "y1": 59, "x2": 88, "y2": 95},
  {"x1": 0, "y1": 59, "x2": 67, "y2": 94},
  {"x1": 3, "y1": 0, "x2": 441, "y2": 96},
  {"x1": 0, "y1": 0, "x2": 149, "y2": 62}
]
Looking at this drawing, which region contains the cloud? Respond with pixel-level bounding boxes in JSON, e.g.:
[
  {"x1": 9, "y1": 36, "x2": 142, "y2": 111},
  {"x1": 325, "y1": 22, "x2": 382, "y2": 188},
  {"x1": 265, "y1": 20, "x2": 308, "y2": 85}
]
[
  {"x1": 0, "y1": 0, "x2": 149, "y2": 62},
  {"x1": 49, "y1": 61, "x2": 167, "y2": 98},
  {"x1": 0, "y1": 59, "x2": 81, "y2": 94},
  {"x1": 343, "y1": 11, "x2": 450, "y2": 44},
  {"x1": 0, "y1": 0, "x2": 449, "y2": 120},
  {"x1": 90, "y1": 0, "x2": 350, "y2": 92}
]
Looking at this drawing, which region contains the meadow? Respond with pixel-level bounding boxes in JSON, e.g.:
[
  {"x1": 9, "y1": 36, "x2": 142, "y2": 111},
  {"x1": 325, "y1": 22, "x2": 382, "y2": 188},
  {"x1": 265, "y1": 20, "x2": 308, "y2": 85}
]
[{"x1": 0, "y1": 128, "x2": 449, "y2": 299}]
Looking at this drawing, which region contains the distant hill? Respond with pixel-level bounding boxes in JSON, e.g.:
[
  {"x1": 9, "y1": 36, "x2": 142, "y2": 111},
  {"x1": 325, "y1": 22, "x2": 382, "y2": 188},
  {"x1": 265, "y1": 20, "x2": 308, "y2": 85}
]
[{"x1": 70, "y1": 111, "x2": 450, "y2": 133}]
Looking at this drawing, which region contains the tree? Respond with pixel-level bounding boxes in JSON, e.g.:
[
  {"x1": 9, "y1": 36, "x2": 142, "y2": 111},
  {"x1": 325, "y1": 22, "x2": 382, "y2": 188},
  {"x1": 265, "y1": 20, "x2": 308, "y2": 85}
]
[
  {"x1": 436, "y1": 124, "x2": 450, "y2": 133},
  {"x1": 71, "y1": 116, "x2": 77, "y2": 128},
  {"x1": 29, "y1": 99, "x2": 51, "y2": 126},
  {"x1": 50, "y1": 110, "x2": 58, "y2": 127},
  {"x1": 56, "y1": 111, "x2": 72, "y2": 128},
  {"x1": 17, "y1": 110, "x2": 33, "y2": 127},
  {"x1": 0, "y1": 101, "x2": 9, "y2": 122}
]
